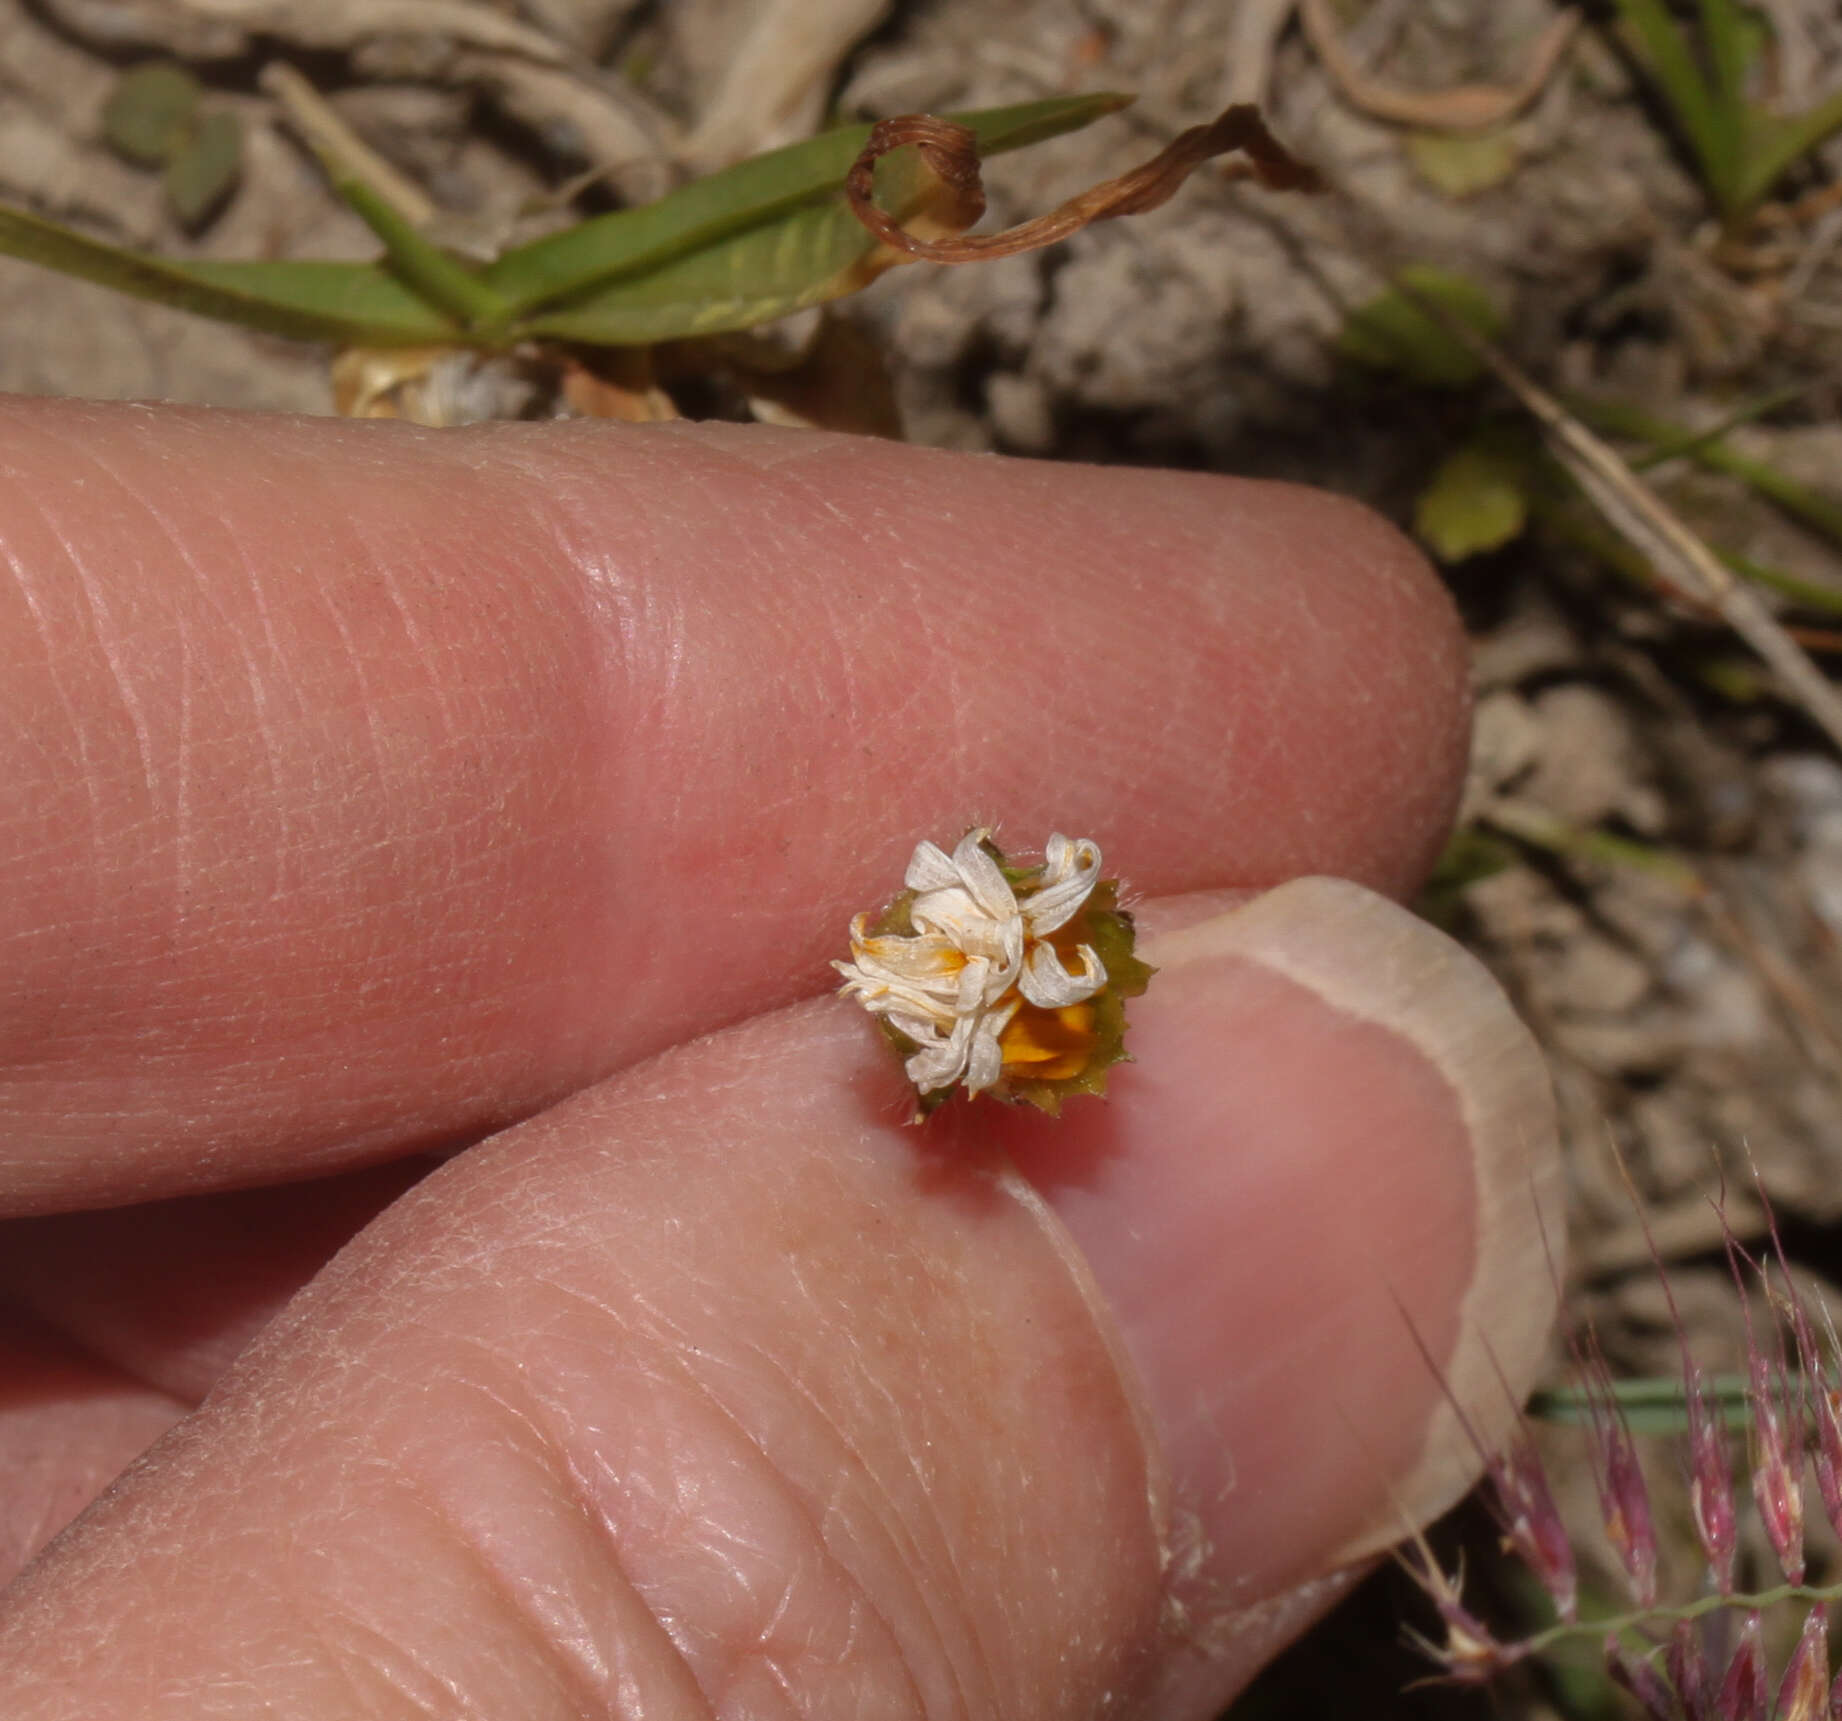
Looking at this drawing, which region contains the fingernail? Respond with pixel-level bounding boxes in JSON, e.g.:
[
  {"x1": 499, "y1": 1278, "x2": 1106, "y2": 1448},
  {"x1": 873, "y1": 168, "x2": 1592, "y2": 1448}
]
[{"x1": 996, "y1": 876, "x2": 1561, "y2": 1605}]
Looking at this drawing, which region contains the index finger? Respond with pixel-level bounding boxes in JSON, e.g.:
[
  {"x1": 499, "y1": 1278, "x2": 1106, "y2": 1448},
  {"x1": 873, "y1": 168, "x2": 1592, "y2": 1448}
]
[{"x1": 0, "y1": 402, "x2": 1469, "y2": 1211}]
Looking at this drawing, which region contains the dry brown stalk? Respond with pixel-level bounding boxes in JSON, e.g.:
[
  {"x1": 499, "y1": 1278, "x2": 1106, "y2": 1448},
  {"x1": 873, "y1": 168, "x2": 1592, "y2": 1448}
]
[
  {"x1": 843, "y1": 104, "x2": 1321, "y2": 266},
  {"x1": 1298, "y1": 0, "x2": 1583, "y2": 131}
]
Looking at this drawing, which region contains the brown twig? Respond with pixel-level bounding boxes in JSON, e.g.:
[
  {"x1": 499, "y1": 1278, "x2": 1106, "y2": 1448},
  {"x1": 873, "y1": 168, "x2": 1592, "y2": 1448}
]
[
  {"x1": 1298, "y1": 0, "x2": 1582, "y2": 132},
  {"x1": 844, "y1": 104, "x2": 1321, "y2": 266}
]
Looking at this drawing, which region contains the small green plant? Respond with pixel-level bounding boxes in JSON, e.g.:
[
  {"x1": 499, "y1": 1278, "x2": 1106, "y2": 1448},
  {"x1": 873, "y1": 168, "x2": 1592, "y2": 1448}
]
[
  {"x1": 7, "y1": 93, "x2": 1121, "y2": 351},
  {"x1": 1610, "y1": 0, "x2": 1842, "y2": 231},
  {"x1": 0, "y1": 89, "x2": 1316, "y2": 371},
  {"x1": 1336, "y1": 266, "x2": 1551, "y2": 565}
]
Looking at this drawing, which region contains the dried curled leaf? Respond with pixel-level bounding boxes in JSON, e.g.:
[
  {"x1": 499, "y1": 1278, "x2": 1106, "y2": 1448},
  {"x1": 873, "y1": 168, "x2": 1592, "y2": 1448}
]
[{"x1": 843, "y1": 103, "x2": 1321, "y2": 264}]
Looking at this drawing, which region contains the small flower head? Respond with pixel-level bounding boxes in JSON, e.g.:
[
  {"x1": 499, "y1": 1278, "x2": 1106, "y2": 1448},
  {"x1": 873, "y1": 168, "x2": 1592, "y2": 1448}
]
[{"x1": 835, "y1": 828, "x2": 1152, "y2": 1116}]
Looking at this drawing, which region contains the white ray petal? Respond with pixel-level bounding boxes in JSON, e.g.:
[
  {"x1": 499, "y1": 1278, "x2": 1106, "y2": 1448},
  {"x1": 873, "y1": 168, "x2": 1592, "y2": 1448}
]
[
  {"x1": 950, "y1": 829, "x2": 1020, "y2": 921},
  {"x1": 1018, "y1": 941, "x2": 1107, "y2": 1009},
  {"x1": 904, "y1": 839, "x2": 963, "y2": 892},
  {"x1": 1022, "y1": 834, "x2": 1102, "y2": 935}
]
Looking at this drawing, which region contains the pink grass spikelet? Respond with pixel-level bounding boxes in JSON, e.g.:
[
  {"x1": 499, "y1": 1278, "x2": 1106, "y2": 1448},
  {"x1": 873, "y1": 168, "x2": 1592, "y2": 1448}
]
[
  {"x1": 1397, "y1": 1533, "x2": 1521, "y2": 1685},
  {"x1": 1772, "y1": 1221, "x2": 1842, "y2": 1547},
  {"x1": 1574, "y1": 1323, "x2": 1659, "y2": 1608},
  {"x1": 1626, "y1": 1166, "x2": 1741, "y2": 1597},
  {"x1": 1600, "y1": 1414, "x2": 1660, "y2": 1609},
  {"x1": 1486, "y1": 1434, "x2": 1578, "y2": 1622},
  {"x1": 1683, "y1": 1370, "x2": 1739, "y2": 1598},
  {"x1": 1805, "y1": 1364, "x2": 1842, "y2": 1545},
  {"x1": 1774, "y1": 1604, "x2": 1830, "y2": 1721},
  {"x1": 1726, "y1": 1186, "x2": 1809, "y2": 1585},
  {"x1": 1659, "y1": 1267, "x2": 1738, "y2": 1594},
  {"x1": 1606, "y1": 1636, "x2": 1678, "y2": 1721},
  {"x1": 1667, "y1": 1619, "x2": 1716, "y2": 1721},
  {"x1": 1734, "y1": 1274, "x2": 1808, "y2": 1584},
  {"x1": 1746, "y1": 1356, "x2": 1807, "y2": 1588},
  {"x1": 1718, "y1": 1613, "x2": 1768, "y2": 1721}
]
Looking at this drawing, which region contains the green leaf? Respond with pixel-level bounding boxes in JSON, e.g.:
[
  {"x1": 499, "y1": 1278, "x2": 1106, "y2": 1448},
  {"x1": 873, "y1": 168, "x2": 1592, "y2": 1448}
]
[
  {"x1": 485, "y1": 92, "x2": 1131, "y2": 321},
  {"x1": 1414, "y1": 435, "x2": 1533, "y2": 560},
  {"x1": 102, "y1": 61, "x2": 201, "y2": 168},
  {"x1": 0, "y1": 203, "x2": 456, "y2": 345},
  {"x1": 335, "y1": 174, "x2": 510, "y2": 332},
  {"x1": 1698, "y1": 0, "x2": 1767, "y2": 115},
  {"x1": 1611, "y1": 0, "x2": 1745, "y2": 214},
  {"x1": 165, "y1": 109, "x2": 242, "y2": 231},
  {"x1": 1337, "y1": 264, "x2": 1504, "y2": 387},
  {"x1": 519, "y1": 181, "x2": 907, "y2": 343},
  {"x1": 1415, "y1": 825, "x2": 1519, "y2": 933},
  {"x1": 1736, "y1": 81, "x2": 1842, "y2": 213}
]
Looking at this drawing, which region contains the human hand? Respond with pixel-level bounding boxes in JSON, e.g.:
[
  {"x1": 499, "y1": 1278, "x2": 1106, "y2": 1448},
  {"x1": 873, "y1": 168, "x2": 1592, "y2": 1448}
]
[{"x1": 0, "y1": 400, "x2": 1559, "y2": 1718}]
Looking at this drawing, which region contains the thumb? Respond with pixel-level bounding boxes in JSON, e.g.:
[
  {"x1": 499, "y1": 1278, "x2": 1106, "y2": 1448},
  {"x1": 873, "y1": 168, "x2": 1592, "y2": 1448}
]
[{"x1": 0, "y1": 880, "x2": 1559, "y2": 1720}]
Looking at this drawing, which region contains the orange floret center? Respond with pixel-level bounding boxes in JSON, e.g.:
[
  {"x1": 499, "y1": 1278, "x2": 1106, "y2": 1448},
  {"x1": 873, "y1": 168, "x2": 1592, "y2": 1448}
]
[{"x1": 998, "y1": 1000, "x2": 1099, "y2": 1081}]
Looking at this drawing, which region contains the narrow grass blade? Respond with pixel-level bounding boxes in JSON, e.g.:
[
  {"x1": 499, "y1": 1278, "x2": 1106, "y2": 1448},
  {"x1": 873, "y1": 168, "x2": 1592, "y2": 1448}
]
[
  {"x1": 1740, "y1": 85, "x2": 1842, "y2": 213},
  {"x1": 1530, "y1": 1374, "x2": 1753, "y2": 1435},
  {"x1": 0, "y1": 204, "x2": 455, "y2": 345},
  {"x1": 333, "y1": 173, "x2": 509, "y2": 333},
  {"x1": 1582, "y1": 397, "x2": 1842, "y2": 551},
  {"x1": 1611, "y1": 0, "x2": 1745, "y2": 217},
  {"x1": 1698, "y1": 0, "x2": 1763, "y2": 117}
]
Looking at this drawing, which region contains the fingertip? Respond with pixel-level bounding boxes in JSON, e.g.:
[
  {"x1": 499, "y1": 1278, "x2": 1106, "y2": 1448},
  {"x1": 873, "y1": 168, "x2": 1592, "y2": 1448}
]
[
  {"x1": 0, "y1": 402, "x2": 1471, "y2": 1216},
  {"x1": 993, "y1": 878, "x2": 1559, "y2": 1704}
]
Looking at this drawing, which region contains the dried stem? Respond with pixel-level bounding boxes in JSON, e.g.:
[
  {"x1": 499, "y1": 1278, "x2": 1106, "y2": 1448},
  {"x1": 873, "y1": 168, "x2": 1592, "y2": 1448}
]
[
  {"x1": 844, "y1": 104, "x2": 1321, "y2": 265},
  {"x1": 1396, "y1": 281, "x2": 1842, "y2": 757},
  {"x1": 1297, "y1": 0, "x2": 1583, "y2": 131}
]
